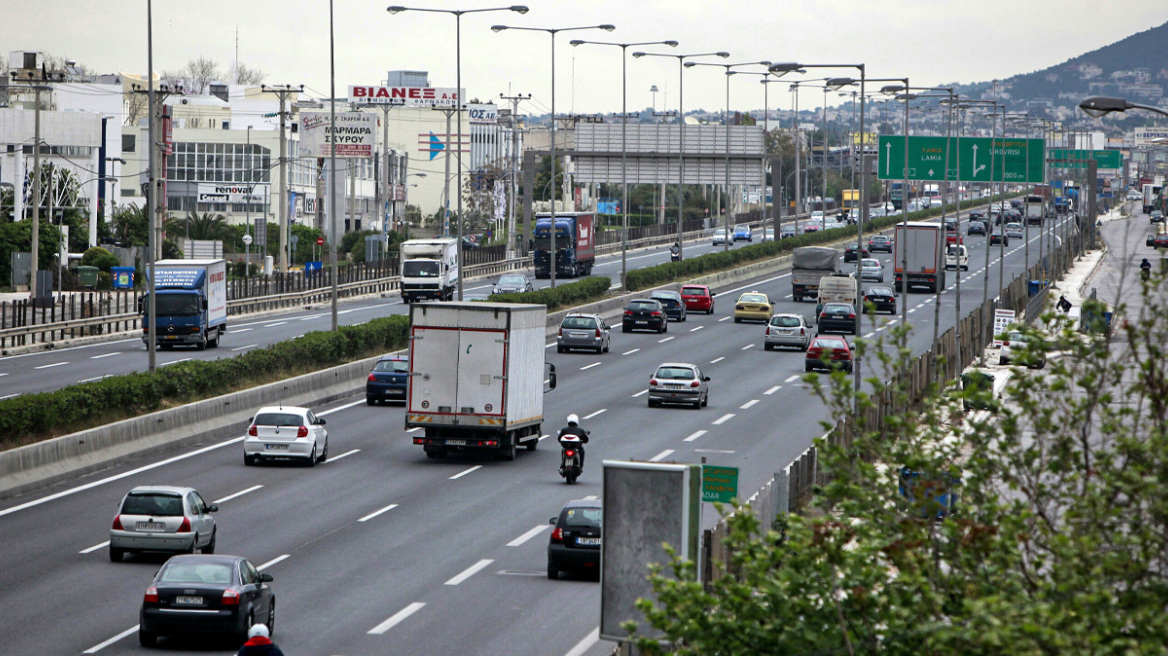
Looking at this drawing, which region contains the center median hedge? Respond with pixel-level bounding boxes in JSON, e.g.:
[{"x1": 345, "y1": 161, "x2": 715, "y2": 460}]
[
  {"x1": 487, "y1": 275, "x2": 611, "y2": 311},
  {"x1": 626, "y1": 192, "x2": 1022, "y2": 291},
  {"x1": 0, "y1": 315, "x2": 411, "y2": 448}
]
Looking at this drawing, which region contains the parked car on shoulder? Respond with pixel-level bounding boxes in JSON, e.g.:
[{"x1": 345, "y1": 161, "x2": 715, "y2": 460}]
[
  {"x1": 547, "y1": 499, "x2": 602, "y2": 580},
  {"x1": 244, "y1": 406, "x2": 329, "y2": 466},
  {"x1": 622, "y1": 299, "x2": 667, "y2": 333},
  {"x1": 863, "y1": 286, "x2": 896, "y2": 314},
  {"x1": 680, "y1": 285, "x2": 715, "y2": 314},
  {"x1": 558, "y1": 313, "x2": 611, "y2": 353},
  {"x1": 647, "y1": 362, "x2": 710, "y2": 408},
  {"x1": 649, "y1": 290, "x2": 687, "y2": 322},
  {"x1": 805, "y1": 336, "x2": 854, "y2": 373},
  {"x1": 764, "y1": 314, "x2": 812, "y2": 351},
  {"x1": 110, "y1": 486, "x2": 218, "y2": 562},
  {"x1": 366, "y1": 355, "x2": 409, "y2": 405}
]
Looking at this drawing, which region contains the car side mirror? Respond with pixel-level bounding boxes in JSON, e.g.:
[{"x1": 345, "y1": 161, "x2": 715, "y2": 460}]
[
  {"x1": 545, "y1": 363, "x2": 557, "y2": 392},
  {"x1": 709, "y1": 291, "x2": 716, "y2": 297},
  {"x1": 550, "y1": 517, "x2": 558, "y2": 524},
  {"x1": 317, "y1": 418, "x2": 327, "y2": 425},
  {"x1": 703, "y1": 376, "x2": 711, "y2": 382},
  {"x1": 207, "y1": 504, "x2": 219, "y2": 513},
  {"x1": 260, "y1": 573, "x2": 274, "y2": 583},
  {"x1": 202, "y1": 299, "x2": 209, "y2": 311},
  {"x1": 247, "y1": 416, "x2": 253, "y2": 423}
]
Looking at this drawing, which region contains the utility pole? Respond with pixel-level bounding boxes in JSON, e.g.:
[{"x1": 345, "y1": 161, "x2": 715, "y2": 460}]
[
  {"x1": 500, "y1": 92, "x2": 530, "y2": 258},
  {"x1": 261, "y1": 85, "x2": 303, "y2": 274},
  {"x1": 356, "y1": 102, "x2": 395, "y2": 242}
]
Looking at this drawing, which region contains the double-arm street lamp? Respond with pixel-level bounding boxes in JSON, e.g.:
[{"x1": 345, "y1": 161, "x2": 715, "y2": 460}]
[
  {"x1": 492, "y1": 22, "x2": 615, "y2": 290},
  {"x1": 632, "y1": 50, "x2": 730, "y2": 259},
  {"x1": 388, "y1": 5, "x2": 529, "y2": 301},
  {"x1": 685, "y1": 60, "x2": 772, "y2": 251},
  {"x1": 571, "y1": 38, "x2": 678, "y2": 289}
]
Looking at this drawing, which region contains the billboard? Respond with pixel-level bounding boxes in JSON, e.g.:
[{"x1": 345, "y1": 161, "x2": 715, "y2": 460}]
[
  {"x1": 197, "y1": 183, "x2": 269, "y2": 204},
  {"x1": 467, "y1": 103, "x2": 498, "y2": 124},
  {"x1": 1135, "y1": 127, "x2": 1168, "y2": 148},
  {"x1": 348, "y1": 85, "x2": 463, "y2": 107},
  {"x1": 300, "y1": 111, "x2": 377, "y2": 158}
]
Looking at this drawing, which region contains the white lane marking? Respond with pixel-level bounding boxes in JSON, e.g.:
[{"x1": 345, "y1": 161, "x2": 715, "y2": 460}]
[
  {"x1": 257, "y1": 554, "x2": 289, "y2": 570},
  {"x1": 0, "y1": 436, "x2": 245, "y2": 518},
  {"x1": 649, "y1": 449, "x2": 675, "y2": 462},
  {"x1": 683, "y1": 430, "x2": 707, "y2": 443},
  {"x1": 741, "y1": 344, "x2": 753, "y2": 350},
  {"x1": 445, "y1": 559, "x2": 494, "y2": 586},
  {"x1": 320, "y1": 400, "x2": 364, "y2": 416},
  {"x1": 580, "y1": 362, "x2": 601, "y2": 371},
  {"x1": 359, "y1": 503, "x2": 399, "y2": 522},
  {"x1": 233, "y1": 328, "x2": 253, "y2": 333},
  {"x1": 507, "y1": 524, "x2": 551, "y2": 547},
  {"x1": 564, "y1": 628, "x2": 601, "y2": 656},
  {"x1": 80, "y1": 540, "x2": 110, "y2": 554},
  {"x1": 322, "y1": 448, "x2": 360, "y2": 463},
  {"x1": 538, "y1": 434, "x2": 551, "y2": 441},
  {"x1": 785, "y1": 375, "x2": 800, "y2": 383},
  {"x1": 622, "y1": 348, "x2": 640, "y2": 355},
  {"x1": 0, "y1": 393, "x2": 18, "y2": 400},
  {"x1": 631, "y1": 390, "x2": 648, "y2": 398},
  {"x1": 659, "y1": 336, "x2": 675, "y2": 343},
  {"x1": 89, "y1": 352, "x2": 120, "y2": 359},
  {"x1": 908, "y1": 308, "x2": 917, "y2": 314},
  {"x1": 213, "y1": 485, "x2": 263, "y2": 504},
  {"x1": 160, "y1": 358, "x2": 192, "y2": 367},
  {"x1": 864, "y1": 332, "x2": 876, "y2": 338},
  {"x1": 264, "y1": 321, "x2": 288, "y2": 327},
  {"x1": 79, "y1": 375, "x2": 114, "y2": 384},
  {"x1": 368, "y1": 602, "x2": 427, "y2": 635},
  {"x1": 689, "y1": 325, "x2": 704, "y2": 332},
  {"x1": 231, "y1": 344, "x2": 259, "y2": 352},
  {"x1": 712, "y1": 413, "x2": 736, "y2": 425},
  {"x1": 583, "y1": 408, "x2": 607, "y2": 420},
  {"x1": 740, "y1": 399, "x2": 759, "y2": 409},
  {"x1": 764, "y1": 385, "x2": 781, "y2": 395},
  {"x1": 34, "y1": 361, "x2": 69, "y2": 370},
  {"x1": 710, "y1": 357, "x2": 725, "y2": 364},
  {"x1": 82, "y1": 625, "x2": 138, "y2": 653},
  {"x1": 546, "y1": 343, "x2": 556, "y2": 349},
  {"x1": 718, "y1": 316, "x2": 731, "y2": 322},
  {"x1": 582, "y1": 495, "x2": 599, "y2": 500},
  {"x1": 450, "y1": 465, "x2": 482, "y2": 480},
  {"x1": 694, "y1": 448, "x2": 736, "y2": 454}
]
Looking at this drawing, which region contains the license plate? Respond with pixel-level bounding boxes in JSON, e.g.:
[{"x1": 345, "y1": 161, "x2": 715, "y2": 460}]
[
  {"x1": 175, "y1": 596, "x2": 203, "y2": 605},
  {"x1": 779, "y1": 329, "x2": 793, "y2": 334},
  {"x1": 636, "y1": 320, "x2": 647, "y2": 325},
  {"x1": 265, "y1": 444, "x2": 289, "y2": 450},
  {"x1": 577, "y1": 537, "x2": 601, "y2": 546},
  {"x1": 666, "y1": 384, "x2": 683, "y2": 389},
  {"x1": 570, "y1": 332, "x2": 589, "y2": 338},
  {"x1": 136, "y1": 521, "x2": 165, "y2": 531},
  {"x1": 164, "y1": 336, "x2": 177, "y2": 340},
  {"x1": 446, "y1": 439, "x2": 466, "y2": 446}
]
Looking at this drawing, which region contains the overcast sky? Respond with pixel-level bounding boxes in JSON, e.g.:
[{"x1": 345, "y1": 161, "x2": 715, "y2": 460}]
[{"x1": 4, "y1": 1, "x2": 1165, "y2": 116}]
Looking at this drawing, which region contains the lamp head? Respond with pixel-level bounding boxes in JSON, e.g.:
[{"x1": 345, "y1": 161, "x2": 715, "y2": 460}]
[
  {"x1": 386, "y1": 6, "x2": 405, "y2": 14},
  {"x1": 599, "y1": 24, "x2": 616, "y2": 32},
  {"x1": 510, "y1": 5, "x2": 529, "y2": 13},
  {"x1": 683, "y1": 62, "x2": 697, "y2": 68},
  {"x1": 569, "y1": 39, "x2": 584, "y2": 46},
  {"x1": 715, "y1": 52, "x2": 730, "y2": 58},
  {"x1": 826, "y1": 77, "x2": 856, "y2": 89},
  {"x1": 880, "y1": 84, "x2": 905, "y2": 95},
  {"x1": 491, "y1": 25, "x2": 508, "y2": 32},
  {"x1": 1079, "y1": 96, "x2": 1130, "y2": 118},
  {"x1": 769, "y1": 62, "x2": 801, "y2": 73},
  {"x1": 895, "y1": 93, "x2": 916, "y2": 101},
  {"x1": 632, "y1": 51, "x2": 646, "y2": 58},
  {"x1": 663, "y1": 40, "x2": 679, "y2": 47}
]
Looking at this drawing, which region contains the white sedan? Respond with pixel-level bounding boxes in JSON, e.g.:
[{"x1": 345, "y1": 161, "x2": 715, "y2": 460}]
[
  {"x1": 1005, "y1": 222, "x2": 1024, "y2": 239},
  {"x1": 859, "y1": 258, "x2": 884, "y2": 282},
  {"x1": 244, "y1": 406, "x2": 329, "y2": 466}
]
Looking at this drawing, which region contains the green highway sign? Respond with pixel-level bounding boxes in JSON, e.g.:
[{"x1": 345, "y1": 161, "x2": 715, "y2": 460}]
[
  {"x1": 1049, "y1": 149, "x2": 1123, "y2": 170},
  {"x1": 878, "y1": 135, "x2": 1045, "y2": 183},
  {"x1": 701, "y1": 465, "x2": 739, "y2": 503}
]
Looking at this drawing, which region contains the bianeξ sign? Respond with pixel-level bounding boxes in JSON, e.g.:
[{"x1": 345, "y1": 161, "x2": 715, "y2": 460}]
[
  {"x1": 299, "y1": 112, "x2": 377, "y2": 158},
  {"x1": 348, "y1": 85, "x2": 463, "y2": 107}
]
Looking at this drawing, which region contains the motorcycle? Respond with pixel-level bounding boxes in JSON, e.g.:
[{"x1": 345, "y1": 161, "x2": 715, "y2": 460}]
[
  {"x1": 1142, "y1": 266, "x2": 1152, "y2": 281},
  {"x1": 670, "y1": 246, "x2": 681, "y2": 263},
  {"x1": 558, "y1": 431, "x2": 589, "y2": 484}
]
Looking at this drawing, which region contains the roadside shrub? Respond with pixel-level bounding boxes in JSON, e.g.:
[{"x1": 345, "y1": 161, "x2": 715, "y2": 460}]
[{"x1": 489, "y1": 276, "x2": 611, "y2": 312}]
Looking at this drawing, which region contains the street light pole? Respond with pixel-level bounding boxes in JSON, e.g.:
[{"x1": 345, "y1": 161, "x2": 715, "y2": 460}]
[
  {"x1": 493, "y1": 21, "x2": 616, "y2": 289},
  {"x1": 571, "y1": 39, "x2": 678, "y2": 289}
]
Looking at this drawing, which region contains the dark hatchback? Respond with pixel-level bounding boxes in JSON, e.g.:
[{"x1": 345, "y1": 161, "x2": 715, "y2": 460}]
[
  {"x1": 548, "y1": 499, "x2": 602, "y2": 580},
  {"x1": 818, "y1": 302, "x2": 858, "y2": 335},
  {"x1": 843, "y1": 244, "x2": 870, "y2": 263},
  {"x1": 366, "y1": 355, "x2": 409, "y2": 405},
  {"x1": 623, "y1": 299, "x2": 668, "y2": 333},
  {"x1": 967, "y1": 219, "x2": 987, "y2": 236},
  {"x1": 139, "y1": 554, "x2": 274, "y2": 647},
  {"x1": 649, "y1": 290, "x2": 687, "y2": 322},
  {"x1": 863, "y1": 286, "x2": 896, "y2": 314}
]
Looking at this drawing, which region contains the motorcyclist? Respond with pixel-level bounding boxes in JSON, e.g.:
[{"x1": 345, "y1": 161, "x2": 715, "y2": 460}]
[
  {"x1": 670, "y1": 241, "x2": 681, "y2": 261},
  {"x1": 1141, "y1": 258, "x2": 1152, "y2": 278},
  {"x1": 558, "y1": 413, "x2": 589, "y2": 469}
]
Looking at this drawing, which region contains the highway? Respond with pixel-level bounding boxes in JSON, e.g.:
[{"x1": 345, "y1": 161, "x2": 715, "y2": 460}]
[{"x1": 0, "y1": 207, "x2": 1076, "y2": 656}]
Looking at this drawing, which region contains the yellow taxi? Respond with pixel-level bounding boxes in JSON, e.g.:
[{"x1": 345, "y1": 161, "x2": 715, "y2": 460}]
[{"x1": 734, "y1": 291, "x2": 774, "y2": 323}]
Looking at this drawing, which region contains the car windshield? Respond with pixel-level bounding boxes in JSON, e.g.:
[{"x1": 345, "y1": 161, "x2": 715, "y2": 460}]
[
  {"x1": 159, "y1": 562, "x2": 234, "y2": 585},
  {"x1": 373, "y1": 359, "x2": 408, "y2": 373},
  {"x1": 740, "y1": 294, "x2": 767, "y2": 304},
  {"x1": 402, "y1": 261, "x2": 440, "y2": 278},
  {"x1": 562, "y1": 317, "x2": 597, "y2": 330},
  {"x1": 497, "y1": 275, "x2": 525, "y2": 286},
  {"x1": 655, "y1": 366, "x2": 696, "y2": 380},
  {"x1": 771, "y1": 316, "x2": 801, "y2": 327},
  {"x1": 253, "y1": 412, "x2": 303, "y2": 427},
  {"x1": 122, "y1": 493, "x2": 184, "y2": 516},
  {"x1": 681, "y1": 287, "x2": 707, "y2": 296},
  {"x1": 562, "y1": 507, "x2": 602, "y2": 529}
]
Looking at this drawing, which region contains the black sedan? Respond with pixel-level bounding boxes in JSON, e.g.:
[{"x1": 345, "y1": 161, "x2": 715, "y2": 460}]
[
  {"x1": 366, "y1": 355, "x2": 408, "y2": 405},
  {"x1": 548, "y1": 499, "x2": 602, "y2": 579},
  {"x1": 989, "y1": 231, "x2": 1010, "y2": 246},
  {"x1": 843, "y1": 244, "x2": 870, "y2": 263},
  {"x1": 818, "y1": 302, "x2": 859, "y2": 335},
  {"x1": 649, "y1": 290, "x2": 687, "y2": 322},
  {"x1": 967, "y1": 220, "x2": 987, "y2": 236},
  {"x1": 622, "y1": 299, "x2": 668, "y2": 333},
  {"x1": 139, "y1": 554, "x2": 275, "y2": 647},
  {"x1": 492, "y1": 273, "x2": 534, "y2": 294},
  {"x1": 863, "y1": 286, "x2": 897, "y2": 314}
]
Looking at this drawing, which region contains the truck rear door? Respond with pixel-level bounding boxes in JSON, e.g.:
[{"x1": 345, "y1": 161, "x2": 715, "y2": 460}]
[
  {"x1": 409, "y1": 327, "x2": 460, "y2": 414},
  {"x1": 455, "y1": 329, "x2": 506, "y2": 417}
]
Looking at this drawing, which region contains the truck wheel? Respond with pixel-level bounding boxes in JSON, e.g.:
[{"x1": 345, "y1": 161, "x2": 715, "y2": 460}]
[
  {"x1": 196, "y1": 333, "x2": 207, "y2": 351},
  {"x1": 525, "y1": 436, "x2": 538, "y2": 452}
]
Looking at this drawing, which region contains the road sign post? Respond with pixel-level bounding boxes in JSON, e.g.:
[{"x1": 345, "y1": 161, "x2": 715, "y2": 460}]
[{"x1": 879, "y1": 135, "x2": 1044, "y2": 183}]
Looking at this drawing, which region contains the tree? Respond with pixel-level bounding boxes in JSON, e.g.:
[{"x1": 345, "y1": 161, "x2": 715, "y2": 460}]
[
  {"x1": 109, "y1": 203, "x2": 149, "y2": 247},
  {"x1": 233, "y1": 62, "x2": 267, "y2": 85},
  {"x1": 627, "y1": 288, "x2": 1168, "y2": 654},
  {"x1": 172, "y1": 211, "x2": 233, "y2": 242}
]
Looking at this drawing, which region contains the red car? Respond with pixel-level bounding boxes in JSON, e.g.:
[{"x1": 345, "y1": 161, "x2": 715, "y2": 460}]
[
  {"x1": 805, "y1": 336, "x2": 854, "y2": 373},
  {"x1": 680, "y1": 285, "x2": 716, "y2": 314}
]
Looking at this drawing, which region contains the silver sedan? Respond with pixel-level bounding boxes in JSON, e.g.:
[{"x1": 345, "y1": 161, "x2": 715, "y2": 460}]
[
  {"x1": 764, "y1": 313, "x2": 812, "y2": 351},
  {"x1": 859, "y1": 258, "x2": 884, "y2": 282},
  {"x1": 109, "y1": 486, "x2": 218, "y2": 562}
]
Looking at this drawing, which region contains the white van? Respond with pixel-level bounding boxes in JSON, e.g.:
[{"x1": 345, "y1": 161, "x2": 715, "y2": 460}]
[
  {"x1": 945, "y1": 243, "x2": 969, "y2": 271},
  {"x1": 816, "y1": 274, "x2": 860, "y2": 316}
]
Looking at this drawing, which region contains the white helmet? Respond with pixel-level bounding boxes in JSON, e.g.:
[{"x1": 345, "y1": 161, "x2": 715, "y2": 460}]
[
  {"x1": 566, "y1": 414, "x2": 579, "y2": 426},
  {"x1": 248, "y1": 623, "x2": 270, "y2": 639}
]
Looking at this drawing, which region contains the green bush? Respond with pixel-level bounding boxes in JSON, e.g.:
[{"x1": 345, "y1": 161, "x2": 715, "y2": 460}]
[
  {"x1": 81, "y1": 247, "x2": 114, "y2": 267},
  {"x1": 488, "y1": 276, "x2": 611, "y2": 312},
  {"x1": 92, "y1": 253, "x2": 121, "y2": 272},
  {"x1": 0, "y1": 315, "x2": 411, "y2": 446}
]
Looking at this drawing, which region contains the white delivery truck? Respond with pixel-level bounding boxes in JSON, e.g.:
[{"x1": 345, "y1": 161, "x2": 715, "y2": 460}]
[
  {"x1": 406, "y1": 302, "x2": 555, "y2": 460},
  {"x1": 400, "y1": 238, "x2": 459, "y2": 303},
  {"x1": 894, "y1": 222, "x2": 946, "y2": 293},
  {"x1": 140, "y1": 258, "x2": 227, "y2": 350}
]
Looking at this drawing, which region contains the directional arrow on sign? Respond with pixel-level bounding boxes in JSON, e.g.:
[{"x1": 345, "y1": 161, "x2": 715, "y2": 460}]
[
  {"x1": 971, "y1": 144, "x2": 985, "y2": 177},
  {"x1": 885, "y1": 142, "x2": 892, "y2": 177}
]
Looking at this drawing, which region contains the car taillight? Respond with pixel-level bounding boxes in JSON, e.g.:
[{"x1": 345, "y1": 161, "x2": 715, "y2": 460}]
[
  {"x1": 800, "y1": 328, "x2": 806, "y2": 336},
  {"x1": 144, "y1": 587, "x2": 158, "y2": 603},
  {"x1": 550, "y1": 527, "x2": 564, "y2": 543},
  {"x1": 650, "y1": 379, "x2": 658, "y2": 386},
  {"x1": 112, "y1": 515, "x2": 124, "y2": 530},
  {"x1": 766, "y1": 326, "x2": 772, "y2": 335},
  {"x1": 177, "y1": 517, "x2": 191, "y2": 533},
  {"x1": 838, "y1": 349, "x2": 853, "y2": 360},
  {"x1": 1002, "y1": 341, "x2": 1010, "y2": 346},
  {"x1": 559, "y1": 328, "x2": 563, "y2": 338},
  {"x1": 808, "y1": 348, "x2": 822, "y2": 358},
  {"x1": 848, "y1": 312, "x2": 856, "y2": 319},
  {"x1": 368, "y1": 373, "x2": 377, "y2": 382},
  {"x1": 624, "y1": 310, "x2": 633, "y2": 316},
  {"x1": 651, "y1": 311, "x2": 662, "y2": 317},
  {"x1": 595, "y1": 328, "x2": 602, "y2": 338},
  {"x1": 690, "y1": 381, "x2": 701, "y2": 388},
  {"x1": 248, "y1": 425, "x2": 257, "y2": 436},
  {"x1": 297, "y1": 425, "x2": 309, "y2": 438},
  {"x1": 221, "y1": 588, "x2": 240, "y2": 606}
]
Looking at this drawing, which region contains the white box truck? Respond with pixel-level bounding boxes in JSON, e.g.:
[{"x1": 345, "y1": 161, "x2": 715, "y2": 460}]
[
  {"x1": 406, "y1": 302, "x2": 555, "y2": 460},
  {"x1": 140, "y1": 258, "x2": 227, "y2": 350},
  {"x1": 400, "y1": 238, "x2": 459, "y2": 303},
  {"x1": 893, "y1": 222, "x2": 946, "y2": 293}
]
